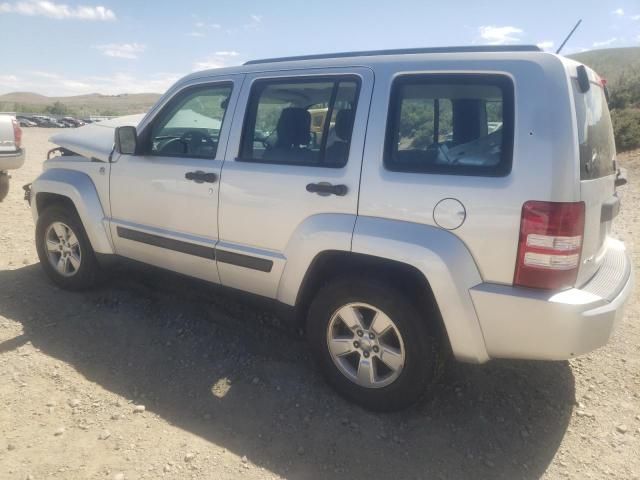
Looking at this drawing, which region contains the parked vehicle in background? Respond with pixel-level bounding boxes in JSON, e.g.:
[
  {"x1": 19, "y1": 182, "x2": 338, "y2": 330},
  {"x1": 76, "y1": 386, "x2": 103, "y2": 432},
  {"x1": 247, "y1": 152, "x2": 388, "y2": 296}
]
[
  {"x1": 0, "y1": 114, "x2": 25, "y2": 201},
  {"x1": 26, "y1": 45, "x2": 633, "y2": 411},
  {"x1": 62, "y1": 117, "x2": 84, "y2": 127},
  {"x1": 17, "y1": 116, "x2": 37, "y2": 127}
]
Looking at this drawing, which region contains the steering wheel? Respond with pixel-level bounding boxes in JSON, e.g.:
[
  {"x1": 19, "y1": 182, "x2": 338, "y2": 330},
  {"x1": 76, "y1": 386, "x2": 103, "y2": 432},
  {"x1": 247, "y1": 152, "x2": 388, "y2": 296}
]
[{"x1": 180, "y1": 131, "x2": 215, "y2": 155}]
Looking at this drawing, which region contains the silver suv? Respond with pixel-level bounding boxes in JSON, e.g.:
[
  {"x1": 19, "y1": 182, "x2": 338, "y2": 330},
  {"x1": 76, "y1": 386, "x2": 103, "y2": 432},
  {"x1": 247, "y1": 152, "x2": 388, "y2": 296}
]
[{"x1": 26, "y1": 46, "x2": 633, "y2": 411}]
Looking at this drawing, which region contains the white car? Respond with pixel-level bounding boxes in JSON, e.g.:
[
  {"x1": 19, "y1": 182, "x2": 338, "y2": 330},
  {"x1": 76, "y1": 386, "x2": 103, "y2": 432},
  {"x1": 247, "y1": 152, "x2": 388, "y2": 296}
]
[
  {"x1": 0, "y1": 114, "x2": 25, "y2": 202},
  {"x1": 25, "y1": 45, "x2": 633, "y2": 411}
]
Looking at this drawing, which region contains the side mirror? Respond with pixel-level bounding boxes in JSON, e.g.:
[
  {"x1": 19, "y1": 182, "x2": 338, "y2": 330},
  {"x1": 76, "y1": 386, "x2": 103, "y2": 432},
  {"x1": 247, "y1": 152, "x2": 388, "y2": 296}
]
[{"x1": 114, "y1": 126, "x2": 137, "y2": 155}]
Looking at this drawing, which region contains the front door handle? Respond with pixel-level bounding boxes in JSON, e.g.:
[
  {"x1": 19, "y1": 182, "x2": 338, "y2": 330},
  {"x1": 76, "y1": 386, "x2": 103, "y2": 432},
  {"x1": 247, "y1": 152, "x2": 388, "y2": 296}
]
[
  {"x1": 185, "y1": 171, "x2": 218, "y2": 184},
  {"x1": 306, "y1": 182, "x2": 348, "y2": 196}
]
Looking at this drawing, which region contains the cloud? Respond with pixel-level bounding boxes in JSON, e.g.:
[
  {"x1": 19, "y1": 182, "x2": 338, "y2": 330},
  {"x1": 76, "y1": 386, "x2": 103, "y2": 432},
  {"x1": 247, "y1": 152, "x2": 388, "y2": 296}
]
[
  {"x1": 0, "y1": 70, "x2": 182, "y2": 96},
  {"x1": 95, "y1": 43, "x2": 146, "y2": 59},
  {"x1": 242, "y1": 13, "x2": 262, "y2": 30},
  {"x1": 0, "y1": 1, "x2": 115, "y2": 20},
  {"x1": 0, "y1": 74, "x2": 19, "y2": 83},
  {"x1": 478, "y1": 25, "x2": 523, "y2": 45},
  {"x1": 632, "y1": 14, "x2": 640, "y2": 20},
  {"x1": 193, "y1": 52, "x2": 242, "y2": 71},
  {"x1": 612, "y1": 8, "x2": 624, "y2": 16},
  {"x1": 537, "y1": 40, "x2": 554, "y2": 51},
  {"x1": 187, "y1": 19, "x2": 222, "y2": 37},
  {"x1": 592, "y1": 37, "x2": 617, "y2": 48}
]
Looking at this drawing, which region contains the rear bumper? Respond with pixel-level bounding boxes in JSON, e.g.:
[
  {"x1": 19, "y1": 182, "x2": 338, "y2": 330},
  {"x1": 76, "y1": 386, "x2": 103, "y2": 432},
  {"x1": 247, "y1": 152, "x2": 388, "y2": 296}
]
[
  {"x1": 470, "y1": 238, "x2": 633, "y2": 360},
  {"x1": 0, "y1": 148, "x2": 25, "y2": 171}
]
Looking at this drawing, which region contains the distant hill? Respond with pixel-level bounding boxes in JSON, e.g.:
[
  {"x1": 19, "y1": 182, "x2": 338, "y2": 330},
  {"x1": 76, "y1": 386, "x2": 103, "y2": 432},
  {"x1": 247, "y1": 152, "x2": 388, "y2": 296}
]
[
  {"x1": 569, "y1": 47, "x2": 640, "y2": 85},
  {"x1": 0, "y1": 92, "x2": 162, "y2": 117}
]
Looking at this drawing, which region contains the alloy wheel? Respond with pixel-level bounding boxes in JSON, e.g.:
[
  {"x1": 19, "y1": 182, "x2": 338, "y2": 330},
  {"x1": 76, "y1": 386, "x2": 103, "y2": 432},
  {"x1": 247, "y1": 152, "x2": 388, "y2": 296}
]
[
  {"x1": 326, "y1": 302, "x2": 406, "y2": 388},
  {"x1": 45, "y1": 221, "x2": 82, "y2": 277}
]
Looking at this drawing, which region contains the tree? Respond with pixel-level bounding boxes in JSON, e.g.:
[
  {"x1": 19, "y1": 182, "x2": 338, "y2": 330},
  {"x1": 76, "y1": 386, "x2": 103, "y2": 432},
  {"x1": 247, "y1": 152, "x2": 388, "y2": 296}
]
[{"x1": 45, "y1": 101, "x2": 69, "y2": 116}]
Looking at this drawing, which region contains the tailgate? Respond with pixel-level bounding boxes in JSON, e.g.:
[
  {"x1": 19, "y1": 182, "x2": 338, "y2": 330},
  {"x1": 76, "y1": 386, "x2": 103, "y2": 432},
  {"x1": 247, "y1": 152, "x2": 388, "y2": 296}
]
[
  {"x1": 571, "y1": 66, "x2": 619, "y2": 286},
  {"x1": 0, "y1": 116, "x2": 17, "y2": 153}
]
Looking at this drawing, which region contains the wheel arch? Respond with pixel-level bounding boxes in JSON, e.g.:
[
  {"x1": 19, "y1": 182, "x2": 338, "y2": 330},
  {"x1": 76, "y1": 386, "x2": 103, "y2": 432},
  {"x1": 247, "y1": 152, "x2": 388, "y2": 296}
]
[
  {"x1": 31, "y1": 168, "x2": 114, "y2": 255},
  {"x1": 295, "y1": 250, "x2": 449, "y2": 342},
  {"x1": 292, "y1": 217, "x2": 490, "y2": 363}
]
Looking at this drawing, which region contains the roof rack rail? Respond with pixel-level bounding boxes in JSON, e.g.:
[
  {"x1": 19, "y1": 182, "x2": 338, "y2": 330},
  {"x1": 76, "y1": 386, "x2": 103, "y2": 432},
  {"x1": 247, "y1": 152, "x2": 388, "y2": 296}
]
[{"x1": 244, "y1": 45, "x2": 542, "y2": 65}]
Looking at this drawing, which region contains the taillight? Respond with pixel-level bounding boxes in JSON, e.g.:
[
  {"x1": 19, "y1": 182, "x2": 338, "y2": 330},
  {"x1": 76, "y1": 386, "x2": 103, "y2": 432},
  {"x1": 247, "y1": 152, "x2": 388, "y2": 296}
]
[
  {"x1": 11, "y1": 119, "x2": 22, "y2": 149},
  {"x1": 514, "y1": 201, "x2": 585, "y2": 290}
]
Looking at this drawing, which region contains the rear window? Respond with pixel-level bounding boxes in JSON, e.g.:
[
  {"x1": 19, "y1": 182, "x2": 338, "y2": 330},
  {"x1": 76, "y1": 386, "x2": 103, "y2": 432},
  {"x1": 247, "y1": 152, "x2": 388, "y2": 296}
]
[
  {"x1": 572, "y1": 76, "x2": 616, "y2": 180},
  {"x1": 384, "y1": 74, "x2": 514, "y2": 177}
]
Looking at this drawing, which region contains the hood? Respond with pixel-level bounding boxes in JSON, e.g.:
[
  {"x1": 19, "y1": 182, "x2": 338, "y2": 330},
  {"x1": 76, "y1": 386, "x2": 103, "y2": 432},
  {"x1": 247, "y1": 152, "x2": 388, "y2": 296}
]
[{"x1": 50, "y1": 114, "x2": 145, "y2": 162}]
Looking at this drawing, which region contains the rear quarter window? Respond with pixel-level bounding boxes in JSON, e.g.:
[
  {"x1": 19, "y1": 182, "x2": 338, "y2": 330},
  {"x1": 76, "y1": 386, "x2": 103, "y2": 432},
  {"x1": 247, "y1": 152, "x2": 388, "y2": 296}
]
[
  {"x1": 384, "y1": 74, "x2": 514, "y2": 177},
  {"x1": 572, "y1": 76, "x2": 616, "y2": 180}
]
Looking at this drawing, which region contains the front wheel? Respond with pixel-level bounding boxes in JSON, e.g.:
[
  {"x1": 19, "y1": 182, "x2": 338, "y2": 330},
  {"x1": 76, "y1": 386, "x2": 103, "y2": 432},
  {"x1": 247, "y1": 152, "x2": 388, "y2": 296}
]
[
  {"x1": 35, "y1": 205, "x2": 101, "y2": 290},
  {"x1": 307, "y1": 276, "x2": 445, "y2": 411}
]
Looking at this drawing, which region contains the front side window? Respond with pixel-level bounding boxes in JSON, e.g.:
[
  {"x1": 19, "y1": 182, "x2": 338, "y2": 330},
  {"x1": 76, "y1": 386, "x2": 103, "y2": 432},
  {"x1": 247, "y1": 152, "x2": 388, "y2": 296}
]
[
  {"x1": 240, "y1": 78, "x2": 359, "y2": 167},
  {"x1": 385, "y1": 74, "x2": 514, "y2": 176},
  {"x1": 149, "y1": 84, "x2": 232, "y2": 159}
]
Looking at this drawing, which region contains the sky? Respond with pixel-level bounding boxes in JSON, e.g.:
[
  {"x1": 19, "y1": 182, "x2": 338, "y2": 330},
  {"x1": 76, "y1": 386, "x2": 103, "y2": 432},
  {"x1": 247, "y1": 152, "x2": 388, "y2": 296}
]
[{"x1": 0, "y1": 0, "x2": 639, "y2": 96}]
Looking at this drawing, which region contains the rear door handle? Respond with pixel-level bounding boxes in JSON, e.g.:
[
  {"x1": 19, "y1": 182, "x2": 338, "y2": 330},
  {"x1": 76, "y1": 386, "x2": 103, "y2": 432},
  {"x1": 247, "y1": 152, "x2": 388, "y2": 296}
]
[
  {"x1": 185, "y1": 171, "x2": 218, "y2": 183},
  {"x1": 306, "y1": 182, "x2": 348, "y2": 196}
]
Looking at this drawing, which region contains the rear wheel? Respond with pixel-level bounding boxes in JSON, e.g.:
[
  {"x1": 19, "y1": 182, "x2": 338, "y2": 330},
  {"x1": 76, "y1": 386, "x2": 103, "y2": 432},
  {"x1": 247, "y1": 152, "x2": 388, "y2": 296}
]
[
  {"x1": 307, "y1": 276, "x2": 444, "y2": 411},
  {"x1": 35, "y1": 205, "x2": 101, "y2": 290}
]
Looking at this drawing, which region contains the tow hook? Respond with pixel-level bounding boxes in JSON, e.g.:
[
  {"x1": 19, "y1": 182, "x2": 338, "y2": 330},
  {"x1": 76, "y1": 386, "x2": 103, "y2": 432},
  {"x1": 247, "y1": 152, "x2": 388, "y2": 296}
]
[
  {"x1": 615, "y1": 168, "x2": 628, "y2": 188},
  {"x1": 23, "y1": 183, "x2": 32, "y2": 204}
]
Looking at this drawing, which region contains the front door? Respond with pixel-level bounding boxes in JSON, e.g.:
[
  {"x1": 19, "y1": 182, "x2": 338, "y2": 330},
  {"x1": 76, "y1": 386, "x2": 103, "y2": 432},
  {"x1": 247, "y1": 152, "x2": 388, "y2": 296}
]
[
  {"x1": 217, "y1": 68, "x2": 373, "y2": 298},
  {"x1": 109, "y1": 77, "x2": 241, "y2": 283}
]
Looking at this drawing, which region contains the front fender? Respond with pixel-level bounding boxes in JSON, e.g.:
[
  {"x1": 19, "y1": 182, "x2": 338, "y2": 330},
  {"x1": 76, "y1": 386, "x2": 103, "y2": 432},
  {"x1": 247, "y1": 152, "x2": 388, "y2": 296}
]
[
  {"x1": 31, "y1": 168, "x2": 114, "y2": 255},
  {"x1": 352, "y1": 216, "x2": 489, "y2": 363}
]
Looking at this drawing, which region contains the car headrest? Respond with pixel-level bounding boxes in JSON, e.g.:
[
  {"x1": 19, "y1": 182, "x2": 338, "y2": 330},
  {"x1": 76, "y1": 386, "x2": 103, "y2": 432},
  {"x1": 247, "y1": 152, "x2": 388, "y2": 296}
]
[
  {"x1": 276, "y1": 107, "x2": 311, "y2": 147},
  {"x1": 335, "y1": 109, "x2": 355, "y2": 141}
]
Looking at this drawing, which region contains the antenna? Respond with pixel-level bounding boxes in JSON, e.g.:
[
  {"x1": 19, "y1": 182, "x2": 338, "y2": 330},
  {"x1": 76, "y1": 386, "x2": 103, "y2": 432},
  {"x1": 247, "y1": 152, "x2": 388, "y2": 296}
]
[{"x1": 556, "y1": 19, "x2": 582, "y2": 54}]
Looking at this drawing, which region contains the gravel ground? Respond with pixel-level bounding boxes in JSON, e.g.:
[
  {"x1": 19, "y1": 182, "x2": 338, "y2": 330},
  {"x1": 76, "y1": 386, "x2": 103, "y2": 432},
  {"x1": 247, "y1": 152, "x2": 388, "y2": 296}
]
[{"x1": 0, "y1": 128, "x2": 639, "y2": 480}]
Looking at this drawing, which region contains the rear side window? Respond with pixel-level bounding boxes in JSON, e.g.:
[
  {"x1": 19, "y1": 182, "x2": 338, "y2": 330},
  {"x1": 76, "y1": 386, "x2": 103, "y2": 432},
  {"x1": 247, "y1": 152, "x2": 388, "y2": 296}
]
[
  {"x1": 572, "y1": 77, "x2": 616, "y2": 180},
  {"x1": 385, "y1": 74, "x2": 514, "y2": 176},
  {"x1": 239, "y1": 77, "x2": 359, "y2": 167}
]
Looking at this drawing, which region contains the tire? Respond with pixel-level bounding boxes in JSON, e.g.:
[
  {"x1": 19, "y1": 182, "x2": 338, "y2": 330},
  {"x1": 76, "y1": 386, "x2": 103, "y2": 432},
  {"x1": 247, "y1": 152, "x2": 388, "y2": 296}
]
[
  {"x1": 0, "y1": 173, "x2": 9, "y2": 202},
  {"x1": 307, "y1": 276, "x2": 445, "y2": 412},
  {"x1": 35, "y1": 204, "x2": 101, "y2": 290}
]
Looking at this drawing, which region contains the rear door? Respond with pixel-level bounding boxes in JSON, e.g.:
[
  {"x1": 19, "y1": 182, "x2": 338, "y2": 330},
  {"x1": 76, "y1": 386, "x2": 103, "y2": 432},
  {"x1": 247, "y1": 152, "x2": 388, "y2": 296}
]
[
  {"x1": 217, "y1": 67, "x2": 373, "y2": 298},
  {"x1": 571, "y1": 66, "x2": 618, "y2": 285}
]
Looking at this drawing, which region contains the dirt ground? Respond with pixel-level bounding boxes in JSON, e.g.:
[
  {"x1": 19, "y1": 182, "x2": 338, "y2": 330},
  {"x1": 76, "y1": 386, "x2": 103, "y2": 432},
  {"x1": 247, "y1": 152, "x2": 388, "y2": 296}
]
[{"x1": 1, "y1": 128, "x2": 639, "y2": 480}]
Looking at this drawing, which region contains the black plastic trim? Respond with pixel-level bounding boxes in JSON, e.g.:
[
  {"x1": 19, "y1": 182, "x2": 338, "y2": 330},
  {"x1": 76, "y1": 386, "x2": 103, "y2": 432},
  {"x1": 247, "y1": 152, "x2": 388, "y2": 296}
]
[
  {"x1": 117, "y1": 227, "x2": 215, "y2": 259},
  {"x1": 216, "y1": 250, "x2": 273, "y2": 273},
  {"x1": 116, "y1": 227, "x2": 273, "y2": 272}
]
